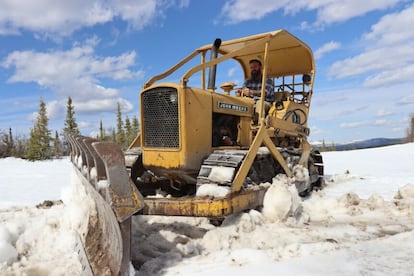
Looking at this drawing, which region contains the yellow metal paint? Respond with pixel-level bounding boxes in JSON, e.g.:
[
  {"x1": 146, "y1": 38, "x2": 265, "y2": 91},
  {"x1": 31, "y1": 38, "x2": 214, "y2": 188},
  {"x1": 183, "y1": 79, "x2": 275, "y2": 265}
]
[
  {"x1": 132, "y1": 29, "x2": 318, "y2": 217},
  {"x1": 142, "y1": 186, "x2": 268, "y2": 217},
  {"x1": 141, "y1": 84, "x2": 213, "y2": 172}
]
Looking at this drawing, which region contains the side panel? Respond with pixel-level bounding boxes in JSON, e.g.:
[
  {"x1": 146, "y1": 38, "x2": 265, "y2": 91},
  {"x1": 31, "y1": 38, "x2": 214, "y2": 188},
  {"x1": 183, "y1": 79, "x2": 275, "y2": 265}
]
[
  {"x1": 141, "y1": 85, "x2": 213, "y2": 174},
  {"x1": 181, "y1": 87, "x2": 213, "y2": 171},
  {"x1": 212, "y1": 93, "x2": 253, "y2": 116}
]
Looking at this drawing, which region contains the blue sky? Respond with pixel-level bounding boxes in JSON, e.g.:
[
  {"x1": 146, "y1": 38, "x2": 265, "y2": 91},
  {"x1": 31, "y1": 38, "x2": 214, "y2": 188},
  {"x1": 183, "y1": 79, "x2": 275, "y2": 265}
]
[{"x1": 1, "y1": 0, "x2": 413, "y2": 143}]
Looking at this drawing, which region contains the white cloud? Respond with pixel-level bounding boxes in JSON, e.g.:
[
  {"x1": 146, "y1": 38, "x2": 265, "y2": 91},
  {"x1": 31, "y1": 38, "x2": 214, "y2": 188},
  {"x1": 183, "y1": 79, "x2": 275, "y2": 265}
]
[
  {"x1": 220, "y1": 0, "x2": 402, "y2": 25},
  {"x1": 45, "y1": 100, "x2": 63, "y2": 120},
  {"x1": 1, "y1": 38, "x2": 142, "y2": 114},
  {"x1": 220, "y1": 0, "x2": 287, "y2": 24},
  {"x1": 398, "y1": 94, "x2": 414, "y2": 105},
  {"x1": 0, "y1": 0, "x2": 189, "y2": 37},
  {"x1": 77, "y1": 121, "x2": 94, "y2": 130},
  {"x1": 328, "y1": 4, "x2": 414, "y2": 87},
  {"x1": 313, "y1": 0, "x2": 402, "y2": 26},
  {"x1": 374, "y1": 119, "x2": 390, "y2": 126},
  {"x1": 314, "y1": 41, "x2": 341, "y2": 59},
  {"x1": 26, "y1": 99, "x2": 67, "y2": 124},
  {"x1": 363, "y1": 63, "x2": 414, "y2": 87},
  {"x1": 376, "y1": 108, "x2": 393, "y2": 117},
  {"x1": 73, "y1": 97, "x2": 133, "y2": 114},
  {"x1": 363, "y1": 3, "x2": 414, "y2": 46},
  {"x1": 340, "y1": 121, "x2": 370, "y2": 128}
]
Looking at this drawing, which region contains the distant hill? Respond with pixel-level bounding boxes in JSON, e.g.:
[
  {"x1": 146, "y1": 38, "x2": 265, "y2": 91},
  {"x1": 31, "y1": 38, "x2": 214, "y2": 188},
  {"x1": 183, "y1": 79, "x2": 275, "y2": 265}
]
[{"x1": 313, "y1": 137, "x2": 404, "y2": 151}]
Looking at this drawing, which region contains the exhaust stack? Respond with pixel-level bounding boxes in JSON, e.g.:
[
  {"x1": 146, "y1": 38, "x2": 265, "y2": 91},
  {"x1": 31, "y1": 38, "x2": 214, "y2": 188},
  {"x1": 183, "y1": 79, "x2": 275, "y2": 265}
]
[{"x1": 207, "y1": 38, "x2": 222, "y2": 91}]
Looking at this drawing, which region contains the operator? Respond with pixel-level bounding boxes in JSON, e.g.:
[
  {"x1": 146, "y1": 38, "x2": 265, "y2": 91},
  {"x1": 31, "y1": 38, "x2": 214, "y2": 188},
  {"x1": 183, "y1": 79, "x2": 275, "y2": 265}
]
[{"x1": 237, "y1": 59, "x2": 274, "y2": 118}]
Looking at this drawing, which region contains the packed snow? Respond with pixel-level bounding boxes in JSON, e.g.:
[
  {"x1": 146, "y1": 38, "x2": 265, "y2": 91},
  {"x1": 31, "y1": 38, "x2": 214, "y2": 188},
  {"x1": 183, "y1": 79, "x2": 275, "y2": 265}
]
[{"x1": 1, "y1": 143, "x2": 414, "y2": 275}]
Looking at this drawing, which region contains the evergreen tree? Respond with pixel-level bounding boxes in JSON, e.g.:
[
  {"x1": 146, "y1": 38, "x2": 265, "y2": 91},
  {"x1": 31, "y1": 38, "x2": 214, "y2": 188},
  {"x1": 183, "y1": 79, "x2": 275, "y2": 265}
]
[
  {"x1": 26, "y1": 98, "x2": 51, "y2": 160},
  {"x1": 111, "y1": 128, "x2": 116, "y2": 143},
  {"x1": 53, "y1": 130, "x2": 61, "y2": 158},
  {"x1": 0, "y1": 131, "x2": 7, "y2": 157},
  {"x1": 124, "y1": 116, "x2": 134, "y2": 147},
  {"x1": 7, "y1": 128, "x2": 15, "y2": 157},
  {"x1": 320, "y1": 139, "x2": 326, "y2": 152},
  {"x1": 26, "y1": 128, "x2": 42, "y2": 160},
  {"x1": 63, "y1": 96, "x2": 80, "y2": 136},
  {"x1": 116, "y1": 102, "x2": 125, "y2": 147},
  {"x1": 99, "y1": 119, "x2": 105, "y2": 140},
  {"x1": 15, "y1": 135, "x2": 27, "y2": 158},
  {"x1": 132, "y1": 116, "x2": 140, "y2": 136},
  {"x1": 406, "y1": 113, "x2": 414, "y2": 143}
]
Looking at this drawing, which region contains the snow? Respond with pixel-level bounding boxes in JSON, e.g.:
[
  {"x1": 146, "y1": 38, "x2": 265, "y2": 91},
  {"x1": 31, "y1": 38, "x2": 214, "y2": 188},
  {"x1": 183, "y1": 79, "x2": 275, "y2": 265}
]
[{"x1": 1, "y1": 143, "x2": 414, "y2": 275}]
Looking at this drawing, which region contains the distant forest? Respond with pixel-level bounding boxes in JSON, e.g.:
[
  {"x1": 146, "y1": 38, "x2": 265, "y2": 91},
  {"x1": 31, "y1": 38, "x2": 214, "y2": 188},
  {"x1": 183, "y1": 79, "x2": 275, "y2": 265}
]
[
  {"x1": 1, "y1": 99, "x2": 413, "y2": 159},
  {"x1": 0, "y1": 97, "x2": 139, "y2": 160}
]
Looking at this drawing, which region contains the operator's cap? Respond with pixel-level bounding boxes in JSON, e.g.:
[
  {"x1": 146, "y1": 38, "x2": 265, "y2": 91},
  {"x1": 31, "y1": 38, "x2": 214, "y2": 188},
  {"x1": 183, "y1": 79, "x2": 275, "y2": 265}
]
[{"x1": 249, "y1": 59, "x2": 262, "y2": 66}]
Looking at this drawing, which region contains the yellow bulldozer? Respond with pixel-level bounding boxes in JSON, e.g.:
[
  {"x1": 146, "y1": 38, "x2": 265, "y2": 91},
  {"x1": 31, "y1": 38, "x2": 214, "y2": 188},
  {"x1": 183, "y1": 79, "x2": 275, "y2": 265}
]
[{"x1": 67, "y1": 29, "x2": 324, "y2": 275}]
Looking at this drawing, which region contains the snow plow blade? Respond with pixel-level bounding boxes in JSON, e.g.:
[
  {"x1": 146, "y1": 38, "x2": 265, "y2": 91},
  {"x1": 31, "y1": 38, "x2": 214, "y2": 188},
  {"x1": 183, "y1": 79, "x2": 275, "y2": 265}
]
[{"x1": 66, "y1": 135, "x2": 144, "y2": 275}]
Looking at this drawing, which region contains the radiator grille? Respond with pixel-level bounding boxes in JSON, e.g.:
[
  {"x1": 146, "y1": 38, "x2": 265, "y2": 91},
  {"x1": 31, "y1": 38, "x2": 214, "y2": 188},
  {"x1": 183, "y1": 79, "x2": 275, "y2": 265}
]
[{"x1": 142, "y1": 87, "x2": 179, "y2": 148}]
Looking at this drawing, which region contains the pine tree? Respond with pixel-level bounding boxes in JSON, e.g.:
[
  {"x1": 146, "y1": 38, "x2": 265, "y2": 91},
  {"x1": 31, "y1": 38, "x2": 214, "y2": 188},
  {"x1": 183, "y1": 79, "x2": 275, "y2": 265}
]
[
  {"x1": 116, "y1": 102, "x2": 125, "y2": 147},
  {"x1": 406, "y1": 113, "x2": 414, "y2": 143},
  {"x1": 99, "y1": 119, "x2": 105, "y2": 140},
  {"x1": 63, "y1": 96, "x2": 80, "y2": 136},
  {"x1": 26, "y1": 98, "x2": 51, "y2": 160},
  {"x1": 124, "y1": 116, "x2": 134, "y2": 147},
  {"x1": 53, "y1": 130, "x2": 61, "y2": 158},
  {"x1": 0, "y1": 131, "x2": 7, "y2": 157},
  {"x1": 111, "y1": 128, "x2": 116, "y2": 143},
  {"x1": 320, "y1": 139, "x2": 326, "y2": 152},
  {"x1": 8, "y1": 128, "x2": 15, "y2": 156},
  {"x1": 132, "y1": 116, "x2": 140, "y2": 136},
  {"x1": 15, "y1": 135, "x2": 27, "y2": 158}
]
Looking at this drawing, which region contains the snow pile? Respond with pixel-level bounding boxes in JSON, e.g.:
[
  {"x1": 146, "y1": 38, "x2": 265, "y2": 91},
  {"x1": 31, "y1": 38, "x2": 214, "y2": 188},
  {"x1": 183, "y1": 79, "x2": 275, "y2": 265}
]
[
  {"x1": 196, "y1": 183, "x2": 230, "y2": 197},
  {"x1": 0, "y1": 203, "x2": 81, "y2": 275},
  {"x1": 61, "y1": 170, "x2": 97, "y2": 242},
  {"x1": 0, "y1": 157, "x2": 71, "y2": 209},
  {"x1": 1, "y1": 143, "x2": 414, "y2": 275},
  {"x1": 0, "y1": 225, "x2": 18, "y2": 265},
  {"x1": 262, "y1": 174, "x2": 301, "y2": 222}
]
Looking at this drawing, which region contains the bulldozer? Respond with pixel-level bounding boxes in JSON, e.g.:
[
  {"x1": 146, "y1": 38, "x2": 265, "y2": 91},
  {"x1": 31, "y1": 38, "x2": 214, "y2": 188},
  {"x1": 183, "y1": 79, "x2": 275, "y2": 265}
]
[{"x1": 67, "y1": 29, "x2": 324, "y2": 275}]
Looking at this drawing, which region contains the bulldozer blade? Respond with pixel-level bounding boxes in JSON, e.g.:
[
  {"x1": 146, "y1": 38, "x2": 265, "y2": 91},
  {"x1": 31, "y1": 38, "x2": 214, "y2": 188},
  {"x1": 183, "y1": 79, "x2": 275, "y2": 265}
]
[
  {"x1": 72, "y1": 161, "x2": 123, "y2": 275},
  {"x1": 92, "y1": 141, "x2": 144, "y2": 222},
  {"x1": 66, "y1": 135, "x2": 144, "y2": 275}
]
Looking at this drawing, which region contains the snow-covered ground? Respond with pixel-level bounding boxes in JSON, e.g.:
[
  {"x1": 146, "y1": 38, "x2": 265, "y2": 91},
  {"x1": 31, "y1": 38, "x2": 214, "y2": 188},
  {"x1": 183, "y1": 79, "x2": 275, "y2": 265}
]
[{"x1": 1, "y1": 143, "x2": 414, "y2": 275}]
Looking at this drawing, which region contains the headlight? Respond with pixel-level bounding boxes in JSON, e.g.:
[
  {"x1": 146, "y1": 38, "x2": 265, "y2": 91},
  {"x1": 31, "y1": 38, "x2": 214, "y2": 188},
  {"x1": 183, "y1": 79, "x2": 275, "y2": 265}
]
[{"x1": 169, "y1": 92, "x2": 178, "y2": 103}]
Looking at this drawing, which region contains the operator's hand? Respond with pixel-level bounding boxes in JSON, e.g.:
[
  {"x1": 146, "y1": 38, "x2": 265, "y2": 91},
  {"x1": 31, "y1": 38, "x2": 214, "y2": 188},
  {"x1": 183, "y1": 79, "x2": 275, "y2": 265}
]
[{"x1": 239, "y1": 87, "x2": 252, "y2": 97}]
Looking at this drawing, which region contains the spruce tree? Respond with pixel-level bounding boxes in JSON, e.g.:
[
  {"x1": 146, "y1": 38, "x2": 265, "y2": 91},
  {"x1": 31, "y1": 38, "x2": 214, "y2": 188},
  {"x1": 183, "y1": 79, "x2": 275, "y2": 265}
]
[
  {"x1": 26, "y1": 98, "x2": 51, "y2": 160},
  {"x1": 15, "y1": 135, "x2": 27, "y2": 158},
  {"x1": 116, "y1": 102, "x2": 125, "y2": 147},
  {"x1": 53, "y1": 130, "x2": 61, "y2": 158},
  {"x1": 99, "y1": 119, "x2": 105, "y2": 140},
  {"x1": 124, "y1": 116, "x2": 133, "y2": 147},
  {"x1": 8, "y1": 128, "x2": 15, "y2": 156},
  {"x1": 0, "y1": 131, "x2": 7, "y2": 157},
  {"x1": 407, "y1": 114, "x2": 414, "y2": 143},
  {"x1": 111, "y1": 128, "x2": 116, "y2": 143},
  {"x1": 132, "y1": 116, "x2": 140, "y2": 136},
  {"x1": 63, "y1": 96, "x2": 80, "y2": 136}
]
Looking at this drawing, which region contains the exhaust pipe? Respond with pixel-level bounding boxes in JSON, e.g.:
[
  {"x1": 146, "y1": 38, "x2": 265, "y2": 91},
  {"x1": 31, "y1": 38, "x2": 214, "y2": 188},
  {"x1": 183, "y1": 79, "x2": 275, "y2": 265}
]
[{"x1": 207, "y1": 38, "x2": 222, "y2": 91}]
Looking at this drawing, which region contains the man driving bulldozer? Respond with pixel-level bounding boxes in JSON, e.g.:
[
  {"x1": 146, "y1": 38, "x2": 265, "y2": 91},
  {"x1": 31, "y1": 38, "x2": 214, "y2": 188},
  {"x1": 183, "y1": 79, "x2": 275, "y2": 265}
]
[{"x1": 237, "y1": 59, "x2": 274, "y2": 120}]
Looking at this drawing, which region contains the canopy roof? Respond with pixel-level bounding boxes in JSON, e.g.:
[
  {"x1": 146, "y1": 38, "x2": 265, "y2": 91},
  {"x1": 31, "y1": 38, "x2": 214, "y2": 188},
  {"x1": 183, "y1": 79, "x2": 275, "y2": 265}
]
[
  {"x1": 144, "y1": 29, "x2": 315, "y2": 88},
  {"x1": 197, "y1": 29, "x2": 315, "y2": 79}
]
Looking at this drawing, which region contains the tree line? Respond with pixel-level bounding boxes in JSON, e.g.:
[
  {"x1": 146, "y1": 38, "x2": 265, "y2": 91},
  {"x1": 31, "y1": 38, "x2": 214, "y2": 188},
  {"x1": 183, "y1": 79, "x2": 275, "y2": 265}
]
[
  {"x1": 0, "y1": 97, "x2": 139, "y2": 160},
  {"x1": 1, "y1": 99, "x2": 413, "y2": 159}
]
